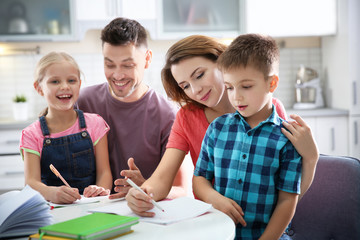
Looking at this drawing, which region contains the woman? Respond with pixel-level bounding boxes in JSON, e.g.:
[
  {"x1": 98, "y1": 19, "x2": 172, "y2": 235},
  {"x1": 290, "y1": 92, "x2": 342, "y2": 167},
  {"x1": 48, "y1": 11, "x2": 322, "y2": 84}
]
[{"x1": 126, "y1": 35, "x2": 318, "y2": 216}]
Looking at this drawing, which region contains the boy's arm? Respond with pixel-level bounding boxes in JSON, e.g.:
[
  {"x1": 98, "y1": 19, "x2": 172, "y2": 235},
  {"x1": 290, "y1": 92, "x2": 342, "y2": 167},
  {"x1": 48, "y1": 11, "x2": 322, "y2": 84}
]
[
  {"x1": 259, "y1": 190, "x2": 299, "y2": 240},
  {"x1": 193, "y1": 175, "x2": 246, "y2": 226}
]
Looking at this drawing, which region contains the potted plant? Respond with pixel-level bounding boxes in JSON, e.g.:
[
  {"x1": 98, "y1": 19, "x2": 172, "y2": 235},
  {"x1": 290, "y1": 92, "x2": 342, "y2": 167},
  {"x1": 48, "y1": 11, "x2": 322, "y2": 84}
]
[{"x1": 13, "y1": 94, "x2": 28, "y2": 121}]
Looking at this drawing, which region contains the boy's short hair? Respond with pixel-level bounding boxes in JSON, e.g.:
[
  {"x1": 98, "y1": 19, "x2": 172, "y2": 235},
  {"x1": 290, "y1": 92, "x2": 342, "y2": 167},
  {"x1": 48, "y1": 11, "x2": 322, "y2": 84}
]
[
  {"x1": 101, "y1": 17, "x2": 148, "y2": 48},
  {"x1": 217, "y1": 34, "x2": 279, "y2": 78}
]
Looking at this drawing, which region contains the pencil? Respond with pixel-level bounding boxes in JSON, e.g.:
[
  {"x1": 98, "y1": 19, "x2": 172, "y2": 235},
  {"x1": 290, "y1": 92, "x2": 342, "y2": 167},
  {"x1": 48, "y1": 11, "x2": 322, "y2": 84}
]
[
  {"x1": 126, "y1": 178, "x2": 165, "y2": 212},
  {"x1": 49, "y1": 164, "x2": 71, "y2": 188}
]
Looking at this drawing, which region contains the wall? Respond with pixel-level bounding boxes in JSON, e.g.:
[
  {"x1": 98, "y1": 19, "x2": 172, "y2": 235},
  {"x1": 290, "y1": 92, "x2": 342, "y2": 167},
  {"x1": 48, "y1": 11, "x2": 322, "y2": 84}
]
[
  {"x1": 0, "y1": 31, "x2": 322, "y2": 121},
  {"x1": 321, "y1": 0, "x2": 350, "y2": 110}
]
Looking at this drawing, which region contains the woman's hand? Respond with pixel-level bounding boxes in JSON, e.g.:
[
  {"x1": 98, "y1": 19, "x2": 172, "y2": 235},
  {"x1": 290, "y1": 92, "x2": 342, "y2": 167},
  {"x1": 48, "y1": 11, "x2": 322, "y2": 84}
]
[
  {"x1": 83, "y1": 185, "x2": 110, "y2": 197},
  {"x1": 281, "y1": 114, "x2": 319, "y2": 161},
  {"x1": 125, "y1": 187, "x2": 156, "y2": 217}
]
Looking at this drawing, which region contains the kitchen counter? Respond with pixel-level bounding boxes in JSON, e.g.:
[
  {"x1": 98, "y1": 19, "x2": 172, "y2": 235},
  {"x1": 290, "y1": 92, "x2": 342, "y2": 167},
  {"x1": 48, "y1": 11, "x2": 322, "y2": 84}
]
[
  {"x1": 287, "y1": 108, "x2": 349, "y2": 117},
  {"x1": 0, "y1": 119, "x2": 35, "y2": 130}
]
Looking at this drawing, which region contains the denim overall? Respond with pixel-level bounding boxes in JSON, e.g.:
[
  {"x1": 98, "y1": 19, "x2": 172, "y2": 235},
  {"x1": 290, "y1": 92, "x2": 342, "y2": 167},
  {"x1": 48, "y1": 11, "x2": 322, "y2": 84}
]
[{"x1": 40, "y1": 109, "x2": 96, "y2": 194}]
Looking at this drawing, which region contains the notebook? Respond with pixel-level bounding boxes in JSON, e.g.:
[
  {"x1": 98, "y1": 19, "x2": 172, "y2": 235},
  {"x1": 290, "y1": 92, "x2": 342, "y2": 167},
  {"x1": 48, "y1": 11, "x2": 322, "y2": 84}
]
[
  {"x1": 0, "y1": 185, "x2": 53, "y2": 238},
  {"x1": 89, "y1": 197, "x2": 213, "y2": 225},
  {"x1": 39, "y1": 212, "x2": 139, "y2": 240}
]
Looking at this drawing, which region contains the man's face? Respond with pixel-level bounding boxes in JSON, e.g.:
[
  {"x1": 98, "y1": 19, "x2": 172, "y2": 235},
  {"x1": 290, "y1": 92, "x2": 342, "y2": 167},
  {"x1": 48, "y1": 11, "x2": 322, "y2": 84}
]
[{"x1": 103, "y1": 43, "x2": 151, "y2": 102}]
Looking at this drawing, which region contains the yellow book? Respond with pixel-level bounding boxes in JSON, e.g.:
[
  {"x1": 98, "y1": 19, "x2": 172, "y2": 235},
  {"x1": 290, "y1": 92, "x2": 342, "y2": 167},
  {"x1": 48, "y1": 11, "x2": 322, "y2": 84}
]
[{"x1": 29, "y1": 230, "x2": 134, "y2": 240}]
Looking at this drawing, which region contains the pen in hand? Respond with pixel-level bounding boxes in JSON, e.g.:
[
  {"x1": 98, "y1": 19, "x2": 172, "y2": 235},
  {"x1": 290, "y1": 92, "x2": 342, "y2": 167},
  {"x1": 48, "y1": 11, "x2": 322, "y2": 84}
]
[
  {"x1": 49, "y1": 164, "x2": 71, "y2": 188},
  {"x1": 126, "y1": 178, "x2": 165, "y2": 212}
]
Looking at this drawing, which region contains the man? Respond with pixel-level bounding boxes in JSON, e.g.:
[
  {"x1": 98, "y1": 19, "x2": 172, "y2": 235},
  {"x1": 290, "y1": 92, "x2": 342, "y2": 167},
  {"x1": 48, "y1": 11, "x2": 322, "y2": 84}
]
[{"x1": 77, "y1": 17, "x2": 183, "y2": 198}]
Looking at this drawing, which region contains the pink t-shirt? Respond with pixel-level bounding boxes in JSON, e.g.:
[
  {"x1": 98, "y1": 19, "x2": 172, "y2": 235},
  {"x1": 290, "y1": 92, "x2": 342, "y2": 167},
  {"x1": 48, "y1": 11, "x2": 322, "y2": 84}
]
[
  {"x1": 20, "y1": 113, "x2": 110, "y2": 158},
  {"x1": 166, "y1": 98, "x2": 287, "y2": 166}
]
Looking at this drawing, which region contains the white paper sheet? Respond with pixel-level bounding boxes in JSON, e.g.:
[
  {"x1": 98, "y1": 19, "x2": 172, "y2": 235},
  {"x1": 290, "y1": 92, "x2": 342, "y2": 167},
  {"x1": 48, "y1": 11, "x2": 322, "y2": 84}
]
[
  {"x1": 48, "y1": 195, "x2": 123, "y2": 207},
  {"x1": 88, "y1": 197, "x2": 213, "y2": 225}
]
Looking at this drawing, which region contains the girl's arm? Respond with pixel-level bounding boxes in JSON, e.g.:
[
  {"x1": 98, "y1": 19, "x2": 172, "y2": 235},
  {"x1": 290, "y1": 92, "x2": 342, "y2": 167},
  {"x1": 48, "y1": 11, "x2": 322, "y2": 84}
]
[
  {"x1": 260, "y1": 191, "x2": 298, "y2": 240},
  {"x1": 83, "y1": 134, "x2": 112, "y2": 197},
  {"x1": 281, "y1": 114, "x2": 319, "y2": 199},
  {"x1": 193, "y1": 175, "x2": 246, "y2": 226},
  {"x1": 125, "y1": 148, "x2": 189, "y2": 216},
  {"x1": 23, "y1": 151, "x2": 81, "y2": 203}
]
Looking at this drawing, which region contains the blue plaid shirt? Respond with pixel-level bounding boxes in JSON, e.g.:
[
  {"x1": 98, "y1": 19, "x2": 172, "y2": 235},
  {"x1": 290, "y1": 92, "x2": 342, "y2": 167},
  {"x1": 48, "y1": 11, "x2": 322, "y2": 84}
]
[{"x1": 194, "y1": 107, "x2": 302, "y2": 239}]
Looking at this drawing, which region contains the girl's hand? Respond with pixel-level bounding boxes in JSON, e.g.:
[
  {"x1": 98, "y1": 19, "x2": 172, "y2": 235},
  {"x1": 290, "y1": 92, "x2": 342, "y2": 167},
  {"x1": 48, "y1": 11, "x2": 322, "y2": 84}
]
[
  {"x1": 50, "y1": 186, "x2": 81, "y2": 204},
  {"x1": 281, "y1": 114, "x2": 319, "y2": 161},
  {"x1": 209, "y1": 192, "x2": 246, "y2": 226},
  {"x1": 125, "y1": 187, "x2": 156, "y2": 217},
  {"x1": 83, "y1": 185, "x2": 110, "y2": 197}
]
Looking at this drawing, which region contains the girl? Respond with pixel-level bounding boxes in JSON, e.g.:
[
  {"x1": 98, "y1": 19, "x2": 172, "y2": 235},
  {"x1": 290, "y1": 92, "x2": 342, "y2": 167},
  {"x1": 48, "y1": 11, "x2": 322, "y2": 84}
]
[
  {"x1": 126, "y1": 35, "x2": 319, "y2": 216},
  {"x1": 20, "y1": 52, "x2": 112, "y2": 204}
]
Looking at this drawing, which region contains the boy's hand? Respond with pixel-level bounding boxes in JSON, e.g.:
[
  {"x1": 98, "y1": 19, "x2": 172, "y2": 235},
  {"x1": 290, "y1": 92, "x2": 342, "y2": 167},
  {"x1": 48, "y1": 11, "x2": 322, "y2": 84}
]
[
  {"x1": 83, "y1": 185, "x2": 110, "y2": 197},
  {"x1": 126, "y1": 187, "x2": 156, "y2": 217},
  {"x1": 210, "y1": 192, "x2": 247, "y2": 226}
]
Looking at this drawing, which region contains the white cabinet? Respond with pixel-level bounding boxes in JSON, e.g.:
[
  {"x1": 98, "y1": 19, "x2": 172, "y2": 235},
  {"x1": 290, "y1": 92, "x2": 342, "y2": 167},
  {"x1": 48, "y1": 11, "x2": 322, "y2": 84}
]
[
  {"x1": 0, "y1": 129, "x2": 24, "y2": 194},
  {"x1": 301, "y1": 115, "x2": 348, "y2": 156},
  {"x1": 156, "y1": 0, "x2": 244, "y2": 39},
  {"x1": 246, "y1": 0, "x2": 337, "y2": 37},
  {"x1": 349, "y1": 116, "x2": 360, "y2": 159},
  {"x1": 76, "y1": 0, "x2": 157, "y2": 39},
  {"x1": 288, "y1": 109, "x2": 349, "y2": 157},
  {"x1": 0, "y1": 0, "x2": 76, "y2": 42},
  {"x1": 0, "y1": 155, "x2": 24, "y2": 194}
]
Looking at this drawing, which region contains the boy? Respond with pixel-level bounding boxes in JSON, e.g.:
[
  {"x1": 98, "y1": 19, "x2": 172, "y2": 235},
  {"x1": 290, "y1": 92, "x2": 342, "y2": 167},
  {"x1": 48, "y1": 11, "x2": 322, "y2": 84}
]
[{"x1": 193, "y1": 34, "x2": 302, "y2": 239}]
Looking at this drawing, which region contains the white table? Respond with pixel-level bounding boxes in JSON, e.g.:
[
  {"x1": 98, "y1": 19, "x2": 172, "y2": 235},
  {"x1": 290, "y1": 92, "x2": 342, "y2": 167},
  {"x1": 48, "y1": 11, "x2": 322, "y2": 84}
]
[{"x1": 50, "y1": 199, "x2": 236, "y2": 240}]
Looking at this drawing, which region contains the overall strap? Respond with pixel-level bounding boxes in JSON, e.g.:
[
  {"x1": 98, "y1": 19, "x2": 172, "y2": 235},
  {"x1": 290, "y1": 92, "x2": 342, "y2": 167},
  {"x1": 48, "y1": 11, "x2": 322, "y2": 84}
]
[
  {"x1": 39, "y1": 115, "x2": 50, "y2": 136},
  {"x1": 75, "y1": 109, "x2": 87, "y2": 129}
]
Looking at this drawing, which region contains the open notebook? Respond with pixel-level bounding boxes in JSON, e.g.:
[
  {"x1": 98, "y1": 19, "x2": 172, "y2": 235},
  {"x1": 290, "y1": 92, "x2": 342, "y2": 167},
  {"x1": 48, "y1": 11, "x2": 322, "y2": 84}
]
[
  {"x1": 0, "y1": 185, "x2": 53, "y2": 238},
  {"x1": 88, "y1": 197, "x2": 213, "y2": 225}
]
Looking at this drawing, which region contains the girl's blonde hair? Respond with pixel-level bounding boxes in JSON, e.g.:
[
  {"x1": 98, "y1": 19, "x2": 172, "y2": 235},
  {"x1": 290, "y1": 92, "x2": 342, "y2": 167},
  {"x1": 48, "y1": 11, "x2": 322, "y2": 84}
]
[{"x1": 34, "y1": 52, "x2": 81, "y2": 116}]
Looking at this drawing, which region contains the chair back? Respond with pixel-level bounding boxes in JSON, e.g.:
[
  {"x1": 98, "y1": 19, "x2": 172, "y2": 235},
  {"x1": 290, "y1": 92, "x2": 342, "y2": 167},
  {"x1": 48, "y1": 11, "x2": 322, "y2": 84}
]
[{"x1": 288, "y1": 154, "x2": 360, "y2": 239}]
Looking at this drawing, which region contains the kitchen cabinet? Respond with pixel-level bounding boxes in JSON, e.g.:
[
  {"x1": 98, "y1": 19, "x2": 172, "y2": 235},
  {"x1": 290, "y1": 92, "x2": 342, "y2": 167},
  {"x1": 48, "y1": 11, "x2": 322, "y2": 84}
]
[
  {"x1": 321, "y1": 0, "x2": 360, "y2": 159},
  {"x1": 76, "y1": 0, "x2": 157, "y2": 39},
  {"x1": 349, "y1": 116, "x2": 360, "y2": 159},
  {"x1": 156, "y1": 0, "x2": 245, "y2": 39},
  {"x1": 288, "y1": 109, "x2": 349, "y2": 157},
  {"x1": 246, "y1": 0, "x2": 337, "y2": 37},
  {"x1": 0, "y1": 0, "x2": 76, "y2": 42},
  {"x1": 0, "y1": 129, "x2": 24, "y2": 194}
]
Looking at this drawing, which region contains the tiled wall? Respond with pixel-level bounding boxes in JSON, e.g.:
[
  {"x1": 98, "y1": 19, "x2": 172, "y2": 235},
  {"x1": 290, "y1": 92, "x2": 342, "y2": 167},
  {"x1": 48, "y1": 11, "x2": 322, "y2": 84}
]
[{"x1": 0, "y1": 47, "x2": 322, "y2": 121}]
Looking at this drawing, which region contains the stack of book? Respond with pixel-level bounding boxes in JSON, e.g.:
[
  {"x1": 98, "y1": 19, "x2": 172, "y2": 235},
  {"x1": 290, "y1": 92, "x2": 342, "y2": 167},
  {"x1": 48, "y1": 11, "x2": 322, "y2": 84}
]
[{"x1": 30, "y1": 212, "x2": 139, "y2": 240}]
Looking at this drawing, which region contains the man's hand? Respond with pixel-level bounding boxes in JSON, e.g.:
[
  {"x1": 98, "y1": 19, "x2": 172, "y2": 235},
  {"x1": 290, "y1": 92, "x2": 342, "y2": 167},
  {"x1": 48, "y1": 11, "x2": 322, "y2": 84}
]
[{"x1": 110, "y1": 158, "x2": 146, "y2": 199}]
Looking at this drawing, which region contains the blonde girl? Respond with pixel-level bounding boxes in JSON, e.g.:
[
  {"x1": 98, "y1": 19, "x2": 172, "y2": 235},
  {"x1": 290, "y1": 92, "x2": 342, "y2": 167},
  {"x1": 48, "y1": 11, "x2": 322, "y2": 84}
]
[{"x1": 20, "y1": 52, "x2": 112, "y2": 204}]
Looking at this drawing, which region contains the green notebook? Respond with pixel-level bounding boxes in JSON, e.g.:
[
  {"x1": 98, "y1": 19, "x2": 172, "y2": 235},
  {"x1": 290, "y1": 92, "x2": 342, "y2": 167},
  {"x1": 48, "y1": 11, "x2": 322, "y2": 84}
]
[{"x1": 39, "y1": 213, "x2": 139, "y2": 240}]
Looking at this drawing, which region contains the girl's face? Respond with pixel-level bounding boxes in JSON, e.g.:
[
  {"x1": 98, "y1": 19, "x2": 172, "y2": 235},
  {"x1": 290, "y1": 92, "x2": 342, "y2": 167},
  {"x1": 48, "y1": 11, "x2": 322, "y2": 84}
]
[
  {"x1": 171, "y1": 56, "x2": 225, "y2": 108},
  {"x1": 35, "y1": 61, "x2": 81, "y2": 112}
]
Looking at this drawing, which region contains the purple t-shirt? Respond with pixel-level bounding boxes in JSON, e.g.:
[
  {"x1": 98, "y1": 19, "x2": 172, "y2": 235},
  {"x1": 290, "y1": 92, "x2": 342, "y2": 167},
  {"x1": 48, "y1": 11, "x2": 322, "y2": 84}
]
[{"x1": 77, "y1": 83, "x2": 177, "y2": 183}]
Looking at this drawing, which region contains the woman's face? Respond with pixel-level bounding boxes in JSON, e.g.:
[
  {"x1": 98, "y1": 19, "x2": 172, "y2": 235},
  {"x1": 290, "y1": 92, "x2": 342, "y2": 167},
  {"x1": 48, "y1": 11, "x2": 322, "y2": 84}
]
[{"x1": 171, "y1": 56, "x2": 225, "y2": 108}]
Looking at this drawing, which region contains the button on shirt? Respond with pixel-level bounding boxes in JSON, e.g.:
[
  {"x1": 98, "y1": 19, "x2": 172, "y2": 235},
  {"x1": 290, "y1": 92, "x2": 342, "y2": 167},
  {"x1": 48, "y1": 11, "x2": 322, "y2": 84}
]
[{"x1": 194, "y1": 107, "x2": 302, "y2": 239}]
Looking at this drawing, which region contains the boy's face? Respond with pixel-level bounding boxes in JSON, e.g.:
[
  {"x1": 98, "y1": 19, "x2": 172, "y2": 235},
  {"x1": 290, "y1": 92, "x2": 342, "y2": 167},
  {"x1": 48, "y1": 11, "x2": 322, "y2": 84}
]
[{"x1": 223, "y1": 65, "x2": 277, "y2": 121}]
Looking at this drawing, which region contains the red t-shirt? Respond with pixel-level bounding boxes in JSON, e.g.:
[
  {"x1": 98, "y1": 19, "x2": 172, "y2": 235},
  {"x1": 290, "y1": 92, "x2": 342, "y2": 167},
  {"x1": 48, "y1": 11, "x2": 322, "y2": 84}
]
[{"x1": 166, "y1": 98, "x2": 287, "y2": 166}]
